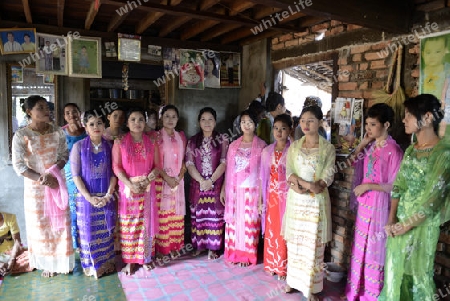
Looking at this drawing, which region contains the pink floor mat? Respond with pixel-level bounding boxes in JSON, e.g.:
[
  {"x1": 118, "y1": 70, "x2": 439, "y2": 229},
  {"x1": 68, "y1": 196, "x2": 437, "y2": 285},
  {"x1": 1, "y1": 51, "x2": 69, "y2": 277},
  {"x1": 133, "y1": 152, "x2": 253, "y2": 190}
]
[{"x1": 118, "y1": 254, "x2": 345, "y2": 300}]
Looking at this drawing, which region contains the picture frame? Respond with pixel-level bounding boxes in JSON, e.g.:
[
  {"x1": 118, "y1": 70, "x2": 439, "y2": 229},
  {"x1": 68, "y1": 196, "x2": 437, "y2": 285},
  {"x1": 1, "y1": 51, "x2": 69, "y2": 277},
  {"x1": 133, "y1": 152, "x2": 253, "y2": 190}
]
[
  {"x1": 11, "y1": 66, "x2": 23, "y2": 83},
  {"x1": 0, "y1": 28, "x2": 36, "y2": 55},
  {"x1": 68, "y1": 36, "x2": 102, "y2": 78},
  {"x1": 220, "y1": 52, "x2": 241, "y2": 88},
  {"x1": 118, "y1": 33, "x2": 141, "y2": 62},
  {"x1": 179, "y1": 49, "x2": 204, "y2": 90},
  {"x1": 35, "y1": 32, "x2": 69, "y2": 75},
  {"x1": 43, "y1": 74, "x2": 55, "y2": 84},
  {"x1": 203, "y1": 50, "x2": 220, "y2": 89}
]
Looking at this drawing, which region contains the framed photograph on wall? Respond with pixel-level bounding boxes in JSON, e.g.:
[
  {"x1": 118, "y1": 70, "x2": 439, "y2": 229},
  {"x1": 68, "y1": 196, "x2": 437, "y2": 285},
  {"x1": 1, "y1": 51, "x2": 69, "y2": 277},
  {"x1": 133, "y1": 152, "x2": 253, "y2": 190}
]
[
  {"x1": 0, "y1": 28, "x2": 36, "y2": 55},
  {"x1": 220, "y1": 52, "x2": 240, "y2": 88},
  {"x1": 68, "y1": 36, "x2": 102, "y2": 78},
  {"x1": 43, "y1": 74, "x2": 55, "y2": 84},
  {"x1": 35, "y1": 33, "x2": 69, "y2": 75},
  {"x1": 118, "y1": 33, "x2": 141, "y2": 62},
  {"x1": 420, "y1": 30, "x2": 450, "y2": 138},
  {"x1": 11, "y1": 66, "x2": 23, "y2": 83},
  {"x1": 203, "y1": 50, "x2": 220, "y2": 88},
  {"x1": 179, "y1": 49, "x2": 204, "y2": 90}
]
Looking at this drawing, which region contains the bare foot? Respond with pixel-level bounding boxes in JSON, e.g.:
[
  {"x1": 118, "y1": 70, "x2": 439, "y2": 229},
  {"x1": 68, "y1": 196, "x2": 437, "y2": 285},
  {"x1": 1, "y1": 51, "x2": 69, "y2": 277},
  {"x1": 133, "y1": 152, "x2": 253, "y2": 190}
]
[
  {"x1": 170, "y1": 251, "x2": 180, "y2": 260},
  {"x1": 143, "y1": 263, "x2": 154, "y2": 271},
  {"x1": 41, "y1": 270, "x2": 57, "y2": 277},
  {"x1": 278, "y1": 275, "x2": 286, "y2": 281},
  {"x1": 121, "y1": 263, "x2": 136, "y2": 276},
  {"x1": 265, "y1": 270, "x2": 275, "y2": 276},
  {"x1": 192, "y1": 250, "x2": 203, "y2": 257},
  {"x1": 207, "y1": 250, "x2": 219, "y2": 260}
]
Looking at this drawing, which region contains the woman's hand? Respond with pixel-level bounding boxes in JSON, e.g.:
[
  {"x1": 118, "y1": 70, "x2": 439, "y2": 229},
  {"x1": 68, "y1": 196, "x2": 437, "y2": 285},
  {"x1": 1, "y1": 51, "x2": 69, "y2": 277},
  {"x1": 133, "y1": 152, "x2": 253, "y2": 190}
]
[
  {"x1": 200, "y1": 179, "x2": 213, "y2": 191},
  {"x1": 360, "y1": 132, "x2": 374, "y2": 147},
  {"x1": 138, "y1": 178, "x2": 150, "y2": 193},
  {"x1": 165, "y1": 177, "x2": 179, "y2": 189},
  {"x1": 0, "y1": 259, "x2": 14, "y2": 276},
  {"x1": 353, "y1": 184, "x2": 370, "y2": 197},
  {"x1": 87, "y1": 196, "x2": 105, "y2": 208},
  {"x1": 147, "y1": 169, "x2": 159, "y2": 182},
  {"x1": 127, "y1": 182, "x2": 142, "y2": 194},
  {"x1": 220, "y1": 189, "x2": 225, "y2": 206},
  {"x1": 391, "y1": 222, "x2": 413, "y2": 237},
  {"x1": 39, "y1": 174, "x2": 58, "y2": 189},
  {"x1": 309, "y1": 181, "x2": 325, "y2": 194}
]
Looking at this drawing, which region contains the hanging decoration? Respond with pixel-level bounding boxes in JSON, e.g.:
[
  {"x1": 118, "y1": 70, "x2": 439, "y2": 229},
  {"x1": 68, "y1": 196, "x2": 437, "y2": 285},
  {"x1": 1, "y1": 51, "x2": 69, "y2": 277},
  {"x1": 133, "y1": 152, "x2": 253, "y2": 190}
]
[{"x1": 122, "y1": 62, "x2": 129, "y2": 91}]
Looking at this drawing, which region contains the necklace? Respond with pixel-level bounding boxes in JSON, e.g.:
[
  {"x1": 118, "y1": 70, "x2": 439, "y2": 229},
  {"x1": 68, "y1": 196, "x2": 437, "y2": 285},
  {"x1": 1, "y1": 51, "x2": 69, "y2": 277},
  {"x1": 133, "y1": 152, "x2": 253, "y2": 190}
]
[
  {"x1": 29, "y1": 123, "x2": 49, "y2": 135},
  {"x1": 92, "y1": 141, "x2": 102, "y2": 152}
]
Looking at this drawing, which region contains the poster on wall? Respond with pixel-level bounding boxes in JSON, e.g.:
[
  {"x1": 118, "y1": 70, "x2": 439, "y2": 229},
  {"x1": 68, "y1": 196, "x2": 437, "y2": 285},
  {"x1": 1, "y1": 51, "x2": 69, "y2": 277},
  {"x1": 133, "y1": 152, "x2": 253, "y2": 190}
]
[
  {"x1": 420, "y1": 30, "x2": 450, "y2": 138},
  {"x1": 203, "y1": 50, "x2": 220, "y2": 88},
  {"x1": 179, "y1": 49, "x2": 204, "y2": 90},
  {"x1": 35, "y1": 33, "x2": 69, "y2": 75},
  {"x1": 0, "y1": 28, "x2": 36, "y2": 55},
  {"x1": 332, "y1": 98, "x2": 364, "y2": 155},
  {"x1": 163, "y1": 47, "x2": 180, "y2": 74},
  {"x1": 68, "y1": 36, "x2": 102, "y2": 78},
  {"x1": 220, "y1": 52, "x2": 240, "y2": 87},
  {"x1": 118, "y1": 33, "x2": 141, "y2": 62}
]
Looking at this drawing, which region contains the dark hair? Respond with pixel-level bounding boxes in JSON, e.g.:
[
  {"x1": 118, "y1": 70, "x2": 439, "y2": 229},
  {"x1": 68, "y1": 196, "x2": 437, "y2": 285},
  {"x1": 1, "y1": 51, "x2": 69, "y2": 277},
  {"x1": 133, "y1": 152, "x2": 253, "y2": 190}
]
[
  {"x1": 198, "y1": 107, "x2": 216, "y2": 122},
  {"x1": 205, "y1": 58, "x2": 219, "y2": 77},
  {"x1": 146, "y1": 109, "x2": 158, "y2": 119},
  {"x1": 248, "y1": 100, "x2": 266, "y2": 120},
  {"x1": 403, "y1": 94, "x2": 444, "y2": 134},
  {"x1": 64, "y1": 102, "x2": 81, "y2": 112},
  {"x1": 274, "y1": 113, "x2": 293, "y2": 128},
  {"x1": 265, "y1": 92, "x2": 285, "y2": 112},
  {"x1": 7, "y1": 32, "x2": 13, "y2": 36},
  {"x1": 160, "y1": 104, "x2": 179, "y2": 118},
  {"x1": 300, "y1": 105, "x2": 323, "y2": 120},
  {"x1": 125, "y1": 107, "x2": 147, "y2": 125},
  {"x1": 83, "y1": 109, "x2": 107, "y2": 124},
  {"x1": 23, "y1": 33, "x2": 30, "y2": 38},
  {"x1": 240, "y1": 109, "x2": 258, "y2": 129},
  {"x1": 367, "y1": 103, "x2": 394, "y2": 126},
  {"x1": 423, "y1": 36, "x2": 447, "y2": 49},
  {"x1": 81, "y1": 46, "x2": 86, "y2": 49},
  {"x1": 292, "y1": 116, "x2": 300, "y2": 128},
  {"x1": 22, "y1": 95, "x2": 46, "y2": 118},
  {"x1": 107, "y1": 106, "x2": 125, "y2": 116}
]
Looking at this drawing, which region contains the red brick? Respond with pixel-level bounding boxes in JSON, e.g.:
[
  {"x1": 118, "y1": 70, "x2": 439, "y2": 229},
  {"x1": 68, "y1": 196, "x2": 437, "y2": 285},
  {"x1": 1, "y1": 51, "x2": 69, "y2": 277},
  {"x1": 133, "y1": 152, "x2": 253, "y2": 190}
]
[
  {"x1": 363, "y1": 90, "x2": 373, "y2": 98},
  {"x1": 371, "y1": 81, "x2": 385, "y2": 89},
  {"x1": 330, "y1": 25, "x2": 345, "y2": 35},
  {"x1": 359, "y1": 81, "x2": 368, "y2": 90},
  {"x1": 435, "y1": 253, "x2": 450, "y2": 269},
  {"x1": 272, "y1": 37, "x2": 279, "y2": 45},
  {"x1": 376, "y1": 70, "x2": 389, "y2": 78},
  {"x1": 440, "y1": 233, "x2": 450, "y2": 244},
  {"x1": 365, "y1": 51, "x2": 385, "y2": 61},
  {"x1": 338, "y1": 57, "x2": 348, "y2": 65},
  {"x1": 370, "y1": 60, "x2": 387, "y2": 69},
  {"x1": 339, "y1": 90, "x2": 364, "y2": 98},
  {"x1": 285, "y1": 39, "x2": 299, "y2": 48},
  {"x1": 312, "y1": 22, "x2": 330, "y2": 33},
  {"x1": 371, "y1": 42, "x2": 390, "y2": 51},
  {"x1": 347, "y1": 24, "x2": 364, "y2": 31},
  {"x1": 333, "y1": 215, "x2": 346, "y2": 226},
  {"x1": 331, "y1": 20, "x2": 342, "y2": 27},
  {"x1": 359, "y1": 63, "x2": 369, "y2": 71},
  {"x1": 278, "y1": 33, "x2": 293, "y2": 42},
  {"x1": 339, "y1": 82, "x2": 358, "y2": 90},
  {"x1": 352, "y1": 54, "x2": 362, "y2": 62},
  {"x1": 350, "y1": 44, "x2": 371, "y2": 54},
  {"x1": 339, "y1": 65, "x2": 354, "y2": 72},
  {"x1": 411, "y1": 68, "x2": 420, "y2": 78},
  {"x1": 272, "y1": 42, "x2": 285, "y2": 51},
  {"x1": 335, "y1": 226, "x2": 346, "y2": 236},
  {"x1": 294, "y1": 30, "x2": 309, "y2": 38}
]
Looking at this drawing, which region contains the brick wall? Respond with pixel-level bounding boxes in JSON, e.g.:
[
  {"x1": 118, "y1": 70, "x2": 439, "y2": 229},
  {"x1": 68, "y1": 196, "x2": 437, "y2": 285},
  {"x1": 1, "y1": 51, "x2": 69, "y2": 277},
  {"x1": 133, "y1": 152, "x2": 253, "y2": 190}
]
[{"x1": 270, "y1": 7, "x2": 450, "y2": 288}]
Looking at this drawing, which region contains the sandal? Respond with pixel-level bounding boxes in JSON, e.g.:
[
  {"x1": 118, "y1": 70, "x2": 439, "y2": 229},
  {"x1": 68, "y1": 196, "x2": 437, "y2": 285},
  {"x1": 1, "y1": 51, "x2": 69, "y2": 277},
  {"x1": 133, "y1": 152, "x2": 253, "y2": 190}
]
[
  {"x1": 238, "y1": 262, "x2": 250, "y2": 267},
  {"x1": 207, "y1": 250, "x2": 219, "y2": 260},
  {"x1": 192, "y1": 250, "x2": 203, "y2": 257},
  {"x1": 143, "y1": 263, "x2": 155, "y2": 271}
]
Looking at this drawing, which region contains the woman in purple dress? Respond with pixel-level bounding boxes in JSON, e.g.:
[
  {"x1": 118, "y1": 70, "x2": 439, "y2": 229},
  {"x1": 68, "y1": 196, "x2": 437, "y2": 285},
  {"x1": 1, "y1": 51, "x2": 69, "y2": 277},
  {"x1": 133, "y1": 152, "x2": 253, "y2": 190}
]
[{"x1": 186, "y1": 107, "x2": 228, "y2": 260}]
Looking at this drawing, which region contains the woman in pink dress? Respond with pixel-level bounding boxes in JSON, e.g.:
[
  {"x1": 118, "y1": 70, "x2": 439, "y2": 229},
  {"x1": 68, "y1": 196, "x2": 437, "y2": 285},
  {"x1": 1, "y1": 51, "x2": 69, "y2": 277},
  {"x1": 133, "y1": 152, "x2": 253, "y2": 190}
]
[
  {"x1": 112, "y1": 108, "x2": 159, "y2": 275},
  {"x1": 153, "y1": 105, "x2": 187, "y2": 259},
  {"x1": 345, "y1": 103, "x2": 403, "y2": 300},
  {"x1": 260, "y1": 114, "x2": 291, "y2": 279},
  {"x1": 221, "y1": 110, "x2": 266, "y2": 267}
]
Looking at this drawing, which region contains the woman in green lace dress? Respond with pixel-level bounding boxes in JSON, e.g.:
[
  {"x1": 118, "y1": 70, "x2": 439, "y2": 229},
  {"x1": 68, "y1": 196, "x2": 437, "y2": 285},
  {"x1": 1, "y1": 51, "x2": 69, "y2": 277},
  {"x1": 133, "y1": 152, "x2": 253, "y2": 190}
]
[{"x1": 379, "y1": 94, "x2": 450, "y2": 301}]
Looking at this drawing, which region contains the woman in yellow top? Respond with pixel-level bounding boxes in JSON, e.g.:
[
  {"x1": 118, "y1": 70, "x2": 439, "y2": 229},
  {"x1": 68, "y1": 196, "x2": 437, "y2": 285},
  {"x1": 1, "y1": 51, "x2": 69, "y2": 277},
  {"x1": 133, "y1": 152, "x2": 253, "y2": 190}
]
[{"x1": 0, "y1": 212, "x2": 25, "y2": 276}]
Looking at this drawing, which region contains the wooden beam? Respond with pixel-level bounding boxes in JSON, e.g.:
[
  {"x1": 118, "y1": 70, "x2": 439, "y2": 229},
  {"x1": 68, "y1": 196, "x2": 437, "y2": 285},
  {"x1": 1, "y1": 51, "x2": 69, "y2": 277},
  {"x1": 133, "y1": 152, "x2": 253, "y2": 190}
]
[
  {"x1": 136, "y1": 0, "x2": 183, "y2": 35},
  {"x1": 239, "y1": 30, "x2": 278, "y2": 45},
  {"x1": 57, "y1": 0, "x2": 65, "y2": 27},
  {"x1": 201, "y1": 23, "x2": 241, "y2": 41},
  {"x1": 180, "y1": 0, "x2": 254, "y2": 41},
  {"x1": 221, "y1": 27, "x2": 255, "y2": 44},
  {"x1": 274, "y1": 0, "x2": 412, "y2": 33},
  {"x1": 101, "y1": 0, "x2": 295, "y2": 32},
  {"x1": 253, "y1": 7, "x2": 282, "y2": 20},
  {"x1": 107, "y1": 11, "x2": 128, "y2": 32},
  {"x1": 158, "y1": 0, "x2": 219, "y2": 37},
  {"x1": 21, "y1": 0, "x2": 32, "y2": 23},
  {"x1": 85, "y1": 0, "x2": 101, "y2": 30},
  {"x1": 158, "y1": 15, "x2": 191, "y2": 37},
  {"x1": 0, "y1": 20, "x2": 241, "y2": 52}
]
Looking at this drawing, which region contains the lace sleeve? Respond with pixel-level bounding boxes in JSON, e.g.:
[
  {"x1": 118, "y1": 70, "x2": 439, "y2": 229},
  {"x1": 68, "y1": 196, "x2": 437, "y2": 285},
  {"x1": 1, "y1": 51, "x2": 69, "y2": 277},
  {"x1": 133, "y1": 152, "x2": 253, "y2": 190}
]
[
  {"x1": 12, "y1": 130, "x2": 28, "y2": 175},
  {"x1": 56, "y1": 128, "x2": 69, "y2": 163},
  {"x1": 286, "y1": 140, "x2": 297, "y2": 179},
  {"x1": 112, "y1": 141, "x2": 124, "y2": 176},
  {"x1": 220, "y1": 134, "x2": 229, "y2": 164},
  {"x1": 70, "y1": 141, "x2": 82, "y2": 178}
]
